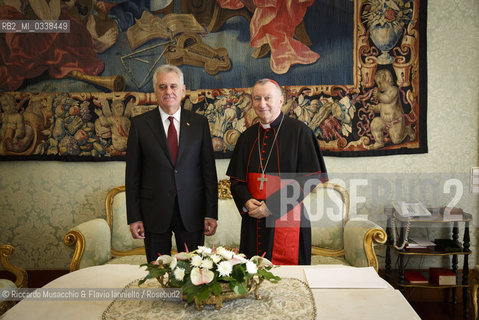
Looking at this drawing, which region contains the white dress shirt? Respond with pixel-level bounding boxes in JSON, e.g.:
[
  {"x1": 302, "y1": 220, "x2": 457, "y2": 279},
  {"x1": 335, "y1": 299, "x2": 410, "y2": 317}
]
[{"x1": 158, "y1": 107, "x2": 181, "y2": 143}]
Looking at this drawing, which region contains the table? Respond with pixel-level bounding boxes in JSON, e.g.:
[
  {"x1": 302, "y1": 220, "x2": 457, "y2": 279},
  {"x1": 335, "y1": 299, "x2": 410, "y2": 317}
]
[
  {"x1": 385, "y1": 207, "x2": 472, "y2": 318},
  {"x1": 1, "y1": 264, "x2": 420, "y2": 320}
]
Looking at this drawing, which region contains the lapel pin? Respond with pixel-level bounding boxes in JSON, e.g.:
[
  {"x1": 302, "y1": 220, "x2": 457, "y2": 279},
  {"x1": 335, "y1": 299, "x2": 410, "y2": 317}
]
[{"x1": 186, "y1": 122, "x2": 191, "y2": 126}]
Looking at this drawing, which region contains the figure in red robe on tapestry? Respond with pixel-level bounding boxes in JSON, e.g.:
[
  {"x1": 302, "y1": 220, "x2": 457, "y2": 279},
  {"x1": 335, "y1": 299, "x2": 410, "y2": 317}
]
[
  {"x1": 0, "y1": 0, "x2": 104, "y2": 91},
  {"x1": 216, "y1": 0, "x2": 320, "y2": 74}
]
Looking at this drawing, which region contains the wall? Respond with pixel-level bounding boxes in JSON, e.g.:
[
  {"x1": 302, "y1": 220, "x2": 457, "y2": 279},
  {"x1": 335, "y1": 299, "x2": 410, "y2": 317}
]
[{"x1": 1, "y1": 0, "x2": 478, "y2": 270}]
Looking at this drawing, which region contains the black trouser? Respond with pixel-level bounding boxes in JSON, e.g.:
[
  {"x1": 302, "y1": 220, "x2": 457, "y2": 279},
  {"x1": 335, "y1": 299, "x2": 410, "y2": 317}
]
[{"x1": 144, "y1": 199, "x2": 204, "y2": 263}]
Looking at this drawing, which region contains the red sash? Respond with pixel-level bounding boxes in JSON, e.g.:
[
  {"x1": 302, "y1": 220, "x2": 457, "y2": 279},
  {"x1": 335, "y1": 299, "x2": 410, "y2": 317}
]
[{"x1": 247, "y1": 173, "x2": 301, "y2": 265}]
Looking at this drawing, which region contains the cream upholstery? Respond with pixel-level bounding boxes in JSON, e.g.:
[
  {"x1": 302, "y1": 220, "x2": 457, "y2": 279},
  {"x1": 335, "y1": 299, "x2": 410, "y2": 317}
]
[
  {"x1": 64, "y1": 186, "x2": 146, "y2": 272},
  {"x1": 307, "y1": 183, "x2": 387, "y2": 271},
  {"x1": 64, "y1": 181, "x2": 386, "y2": 272},
  {"x1": 471, "y1": 265, "x2": 479, "y2": 320},
  {"x1": 0, "y1": 245, "x2": 27, "y2": 316},
  {"x1": 64, "y1": 182, "x2": 241, "y2": 272}
]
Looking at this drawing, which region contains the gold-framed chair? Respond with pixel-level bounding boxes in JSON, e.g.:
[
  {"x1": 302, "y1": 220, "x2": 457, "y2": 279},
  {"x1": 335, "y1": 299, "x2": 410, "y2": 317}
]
[
  {"x1": 64, "y1": 186, "x2": 147, "y2": 272},
  {"x1": 306, "y1": 182, "x2": 387, "y2": 271},
  {"x1": 471, "y1": 265, "x2": 479, "y2": 320},
  {"x1": 0, "y1": 244, "x2": 28, "y2": 316}
]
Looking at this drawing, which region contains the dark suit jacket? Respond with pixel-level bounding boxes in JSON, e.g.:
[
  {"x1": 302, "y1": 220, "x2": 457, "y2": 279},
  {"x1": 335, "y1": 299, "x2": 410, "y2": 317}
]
[{"x1": 125, "y1": 107, "x2": 218, "y2": 233}]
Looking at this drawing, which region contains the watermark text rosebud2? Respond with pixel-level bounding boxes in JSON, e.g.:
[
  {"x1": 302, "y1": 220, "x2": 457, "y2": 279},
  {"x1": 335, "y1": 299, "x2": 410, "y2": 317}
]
[
  {"x1": 262, "y1": 173, "x2": 468, "y2": 227},
  {"x1": 0, "y1": 288, "x2": 182, "y2": 301}
]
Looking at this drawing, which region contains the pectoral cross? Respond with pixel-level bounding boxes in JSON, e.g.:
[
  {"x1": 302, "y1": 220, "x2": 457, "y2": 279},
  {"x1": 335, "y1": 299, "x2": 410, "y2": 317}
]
[{"x1": 257, "y1": 173, "x2": 268, "y2": 190}]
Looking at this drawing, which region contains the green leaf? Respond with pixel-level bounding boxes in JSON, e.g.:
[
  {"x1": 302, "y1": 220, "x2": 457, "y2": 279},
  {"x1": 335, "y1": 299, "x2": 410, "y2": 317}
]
[
  {"x1": 148, "y1": 268, "x2": 167, "y2": 278},
  {"x1": 231, "y1": 281, "x2": 248, "y2": 295},
  {"x1": 195, "y1": 286, "x2": 211, "y2": 303},
  {"x1": 169, "y1": 278, "x2": 184, "y2": 287},
  {"x1": 218, "y1": 276, "x2": 235, "y2": 282},
  {"x1": 209, "y1": 282, "x2": 222, "y2": 296},
  {"x1": 186, "y1": 292, "x2": 196, "y2": 303},
  {"x1": 258, "y1": 269, "x2": 281, "y2": 283},
  {"x1": 138, "y1": 273, "x2": 152, "y2": 286},
  {"x1": 231, "y1": 265, "x2": 246, "y2": 282},
  {"x1": 182, "y1": 279, "x2": 197, "y2": 295},
  {"x1": 184, "y1": 283, "x2": 204, "y2": 303},
  {"x1": 257, "y1": 269, "x2": 281, "y2": 283},
  {"x1": 176, "y1": 260, "x2": 190, "y2": 270}
]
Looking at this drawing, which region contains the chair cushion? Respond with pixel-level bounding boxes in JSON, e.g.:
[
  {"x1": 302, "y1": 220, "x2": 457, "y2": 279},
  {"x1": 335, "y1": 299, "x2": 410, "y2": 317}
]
[
  {"x1": 73, "y1": 219, "x2": 112, "y2": 269},
  {"x1": 105, "y1": 255, "x2": 148, "y2": 266},
  {"x1": 0, "y1": 279, "x2": 16, "y2": 290},
  {"x1": 310, "y1": 256, "x2": 350, "y2": 266},
  {"x1": 111, "y1": 192, "x2": 145, "y2": 252},
  {"x1": 0, "y1": 279, "x2": 16, "y2": 303},
  {"x1": 204, "y1": 199, "x2": 241, "y2": 249},
  {"x1": 306, "y1": 187, "x2": 345, "y2": 250}
]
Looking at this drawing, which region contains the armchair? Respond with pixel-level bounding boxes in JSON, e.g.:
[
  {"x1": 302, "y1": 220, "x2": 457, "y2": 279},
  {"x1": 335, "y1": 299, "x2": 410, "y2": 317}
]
[
  {"x1": 0, "y1": 244, "x2": 28, "y2": 316},
  {"x1": 64, "y1": 186, "x2": 147, "y2": 272},
  {"x1": 471, "y1": 265, "x2": 479, "y2": 319},
  {"x1": 306, "y1": 182, "x2": 387, "y2": 271}
]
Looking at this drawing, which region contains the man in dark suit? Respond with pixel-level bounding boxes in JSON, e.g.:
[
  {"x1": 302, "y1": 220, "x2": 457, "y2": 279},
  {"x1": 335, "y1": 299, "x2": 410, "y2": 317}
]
[{"x1": 126, "y1": 64, "x2": 218, "y2": 263}]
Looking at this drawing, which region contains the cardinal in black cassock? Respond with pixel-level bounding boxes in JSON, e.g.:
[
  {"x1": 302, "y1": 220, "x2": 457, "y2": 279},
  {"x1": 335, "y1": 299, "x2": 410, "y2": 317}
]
[{"x1": 227, "y1": 79, "x2": 327, "y2": 265}]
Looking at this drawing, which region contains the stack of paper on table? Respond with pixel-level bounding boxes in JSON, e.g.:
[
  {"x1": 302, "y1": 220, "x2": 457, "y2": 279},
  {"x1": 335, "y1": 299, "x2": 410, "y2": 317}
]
[
  {"x1": 406, "y1": 237, "x2": 436, "y2": 249},
  {"x1": 303, "y1": 266, "x2": 388, "y2": 288}
]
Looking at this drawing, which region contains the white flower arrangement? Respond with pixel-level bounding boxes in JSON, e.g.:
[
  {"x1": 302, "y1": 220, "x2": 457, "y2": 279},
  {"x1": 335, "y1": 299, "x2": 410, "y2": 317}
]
[{"x1": 139, "y1": 245, "x2": 280, "y2": 307}]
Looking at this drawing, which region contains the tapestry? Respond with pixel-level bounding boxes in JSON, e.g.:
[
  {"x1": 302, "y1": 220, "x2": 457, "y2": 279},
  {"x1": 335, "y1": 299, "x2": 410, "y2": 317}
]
[{"x1": 0, "y1": 0, "x2": 427, "y2": 160}]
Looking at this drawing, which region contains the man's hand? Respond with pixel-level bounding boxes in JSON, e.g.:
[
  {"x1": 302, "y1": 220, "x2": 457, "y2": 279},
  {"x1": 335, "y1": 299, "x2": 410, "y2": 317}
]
[
  {"x1": 245, "y1": 198, "x2": 262, "y2": 212},
  {"x1": 129, "y1": 221, "x2": 145, "y2": 239},
  {"x1": 204, "y1": 219, "x2": 217, "y2": 236},
  {"x1": 247, "y1": 201, "x2": 271, "y2": 219}
]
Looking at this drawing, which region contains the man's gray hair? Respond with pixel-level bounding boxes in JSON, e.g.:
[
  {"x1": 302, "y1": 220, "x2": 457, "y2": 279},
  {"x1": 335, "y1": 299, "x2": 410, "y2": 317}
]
[
  {"x1": 152, "y1": 64, "x2": 185, "y2": 88},
  {"x1": 253, "y1": 78, "x2": 282, "y2": 95}
]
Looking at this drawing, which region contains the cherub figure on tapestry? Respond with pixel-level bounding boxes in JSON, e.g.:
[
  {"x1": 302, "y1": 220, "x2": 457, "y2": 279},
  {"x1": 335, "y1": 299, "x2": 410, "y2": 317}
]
[
  {"x1": 0, "y1": 93, "x2": 44, "y2": 155},
  {"x1": 367, "y1": 69, "x2": 415, "y2": 150},
  {"x1": 94, "y1": 98, "x2": 134, "y2": 154}
]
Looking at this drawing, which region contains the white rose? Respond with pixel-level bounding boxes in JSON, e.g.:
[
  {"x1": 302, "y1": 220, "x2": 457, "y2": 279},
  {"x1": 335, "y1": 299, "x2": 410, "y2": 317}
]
[{"x1": 173, "y1": 267, "x2": 185, "y2": 281}]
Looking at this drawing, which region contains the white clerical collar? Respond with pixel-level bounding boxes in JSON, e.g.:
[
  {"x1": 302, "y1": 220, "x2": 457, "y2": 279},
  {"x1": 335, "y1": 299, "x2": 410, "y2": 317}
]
[
  {"x1": 259, "y1": 122, "x2": 271, "y2": 129},
  {"x1": 259, "y1": 113, "x2": 282, "y2": 129}
]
